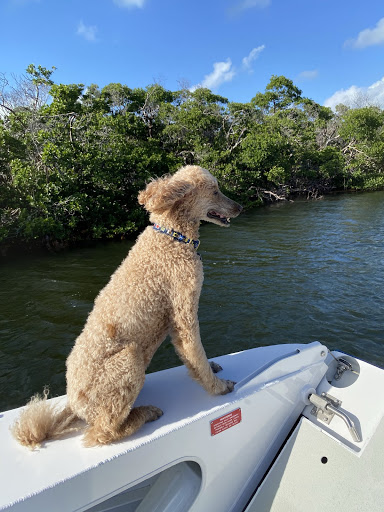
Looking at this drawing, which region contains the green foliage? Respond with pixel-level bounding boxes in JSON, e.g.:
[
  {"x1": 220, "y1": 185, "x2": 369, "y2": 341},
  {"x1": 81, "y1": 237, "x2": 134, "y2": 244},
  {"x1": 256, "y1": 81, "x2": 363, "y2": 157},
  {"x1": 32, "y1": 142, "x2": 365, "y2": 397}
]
[
  {"x1": 1, "y1": 64, "x2": 384, "y2": 250},
  {"x1": 251, "y1": 75, "x2": 302, "y2": 113},
  {"x1": 265, "y1": 166, "x2": 289, "y2": 185},
  {"x1": 317, "y1": 147, "x2": 344, "y2": 179}
]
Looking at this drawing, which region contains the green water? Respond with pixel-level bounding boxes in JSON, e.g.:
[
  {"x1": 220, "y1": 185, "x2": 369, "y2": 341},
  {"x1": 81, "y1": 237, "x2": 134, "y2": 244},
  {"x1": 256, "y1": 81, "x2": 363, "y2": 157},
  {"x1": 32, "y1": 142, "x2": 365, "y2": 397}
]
[{"x1": 1, "y1": 191, "x2": 384, "y2": 411}]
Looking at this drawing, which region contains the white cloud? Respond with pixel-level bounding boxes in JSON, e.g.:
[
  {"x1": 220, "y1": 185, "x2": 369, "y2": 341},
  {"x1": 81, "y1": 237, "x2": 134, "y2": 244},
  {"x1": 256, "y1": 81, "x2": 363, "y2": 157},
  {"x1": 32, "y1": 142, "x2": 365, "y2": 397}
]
[
  {"x1": 242, "y1": 45, "x2": 265, "y2": 70},
  {"x1": 345, "y1": 17, "x2": 384, "y2": 48},
  {"x1": 297, "y1": 69, "x2": 319, "y2": 81},
  {"x1": 77, "y1": 21, "x2": 98, "y2": 42},
  {"x1": 193, "y1": 59, "x2": 236, "y2": 91},
  {"x1": 113, "y1": 0, "x2": 145, "y2": 8},
  {"x1": 324, "y1": 77, "x2": 384, "y2": 110},
  {"x1": 192, "y1": 46, "x2": 264, "y2": 92}
]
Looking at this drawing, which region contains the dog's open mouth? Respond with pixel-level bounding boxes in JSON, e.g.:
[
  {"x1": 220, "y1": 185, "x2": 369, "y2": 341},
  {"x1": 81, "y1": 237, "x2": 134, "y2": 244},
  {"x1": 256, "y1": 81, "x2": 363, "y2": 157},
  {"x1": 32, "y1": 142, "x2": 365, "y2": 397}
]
[{"x1": 207, "y1": 210, "x2": 231, "y2": 225}]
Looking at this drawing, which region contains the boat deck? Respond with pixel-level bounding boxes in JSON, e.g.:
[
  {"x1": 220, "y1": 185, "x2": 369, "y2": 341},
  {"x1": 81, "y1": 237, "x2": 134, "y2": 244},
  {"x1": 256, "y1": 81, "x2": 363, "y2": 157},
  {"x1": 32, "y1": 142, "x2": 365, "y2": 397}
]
[
  {"x1": 0, "y1": 343, "x2": 313, "y2": 511},
  {"x1": 249, "y1": 415, "x2": 384, "y2": 512},
  {"x1": 247, "y1": 352, "x2": 384, "y2": 511}
]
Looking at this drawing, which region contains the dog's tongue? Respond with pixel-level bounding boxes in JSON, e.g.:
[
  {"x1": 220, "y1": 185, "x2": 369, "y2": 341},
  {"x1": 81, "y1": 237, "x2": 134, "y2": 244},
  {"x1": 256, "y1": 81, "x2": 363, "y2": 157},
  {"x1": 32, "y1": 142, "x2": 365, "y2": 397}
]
[
  {"x1": 211, "y1": 210, "x2": 227, "y2": 220},
  {"x1": 208, "y1": 210, "x2": 231, "y2": 225}
]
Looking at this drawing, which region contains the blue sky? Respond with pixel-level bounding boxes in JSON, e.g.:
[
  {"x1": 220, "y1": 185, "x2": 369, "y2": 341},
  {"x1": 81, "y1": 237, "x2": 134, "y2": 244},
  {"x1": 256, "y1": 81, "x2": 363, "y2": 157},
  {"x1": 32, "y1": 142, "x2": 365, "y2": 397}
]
[{"x1": 1, "y1": 0, "x2": 384, "y2": 109}]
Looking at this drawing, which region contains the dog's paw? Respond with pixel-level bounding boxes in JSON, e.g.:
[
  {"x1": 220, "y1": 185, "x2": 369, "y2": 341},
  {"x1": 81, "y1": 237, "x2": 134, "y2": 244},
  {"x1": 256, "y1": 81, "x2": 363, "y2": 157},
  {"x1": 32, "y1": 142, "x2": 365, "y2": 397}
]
[
  {"x1": 145, "y1": 406, "x2": 163, "y2": 422},
  {"x1": 219, "y1": 379, "x2": 236, "y2": 395},
  {"x1": 213, "y1": 378, "x2": 236, "y2": 395},
  {"x1": 210, "y1": 361, "x2": 223, "y2": 373}
]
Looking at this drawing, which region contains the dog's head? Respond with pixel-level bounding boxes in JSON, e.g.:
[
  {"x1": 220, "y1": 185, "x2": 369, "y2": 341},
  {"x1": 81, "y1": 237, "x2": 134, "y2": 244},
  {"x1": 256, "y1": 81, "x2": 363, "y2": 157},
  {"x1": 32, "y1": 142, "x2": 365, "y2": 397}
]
[{"x1": 138, "y1": 166, "x2": 242, "y2": 228}]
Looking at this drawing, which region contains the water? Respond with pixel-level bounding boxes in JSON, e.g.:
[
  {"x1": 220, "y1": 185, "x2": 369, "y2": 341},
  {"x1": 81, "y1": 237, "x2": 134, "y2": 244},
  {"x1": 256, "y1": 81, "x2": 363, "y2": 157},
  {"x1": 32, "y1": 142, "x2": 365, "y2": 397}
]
[{"x1": 1, "y1": 191, "x2": 384, "y2": 412}]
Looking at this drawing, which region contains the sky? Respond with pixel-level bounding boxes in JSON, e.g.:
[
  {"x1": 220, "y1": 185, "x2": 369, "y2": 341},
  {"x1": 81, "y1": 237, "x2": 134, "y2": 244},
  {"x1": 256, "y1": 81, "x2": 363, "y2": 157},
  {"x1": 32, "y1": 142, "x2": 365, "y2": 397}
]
[{"x1": 1, "y1": 0, "x2": 384, "y2": 110}]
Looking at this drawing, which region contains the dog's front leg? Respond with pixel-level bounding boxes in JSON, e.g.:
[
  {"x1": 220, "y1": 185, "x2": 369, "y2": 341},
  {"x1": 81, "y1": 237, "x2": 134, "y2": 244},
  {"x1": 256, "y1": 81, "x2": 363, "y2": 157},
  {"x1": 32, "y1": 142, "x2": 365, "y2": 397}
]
[{"x1": 171, "y1": 315, "x2": 235, "y2": 396}]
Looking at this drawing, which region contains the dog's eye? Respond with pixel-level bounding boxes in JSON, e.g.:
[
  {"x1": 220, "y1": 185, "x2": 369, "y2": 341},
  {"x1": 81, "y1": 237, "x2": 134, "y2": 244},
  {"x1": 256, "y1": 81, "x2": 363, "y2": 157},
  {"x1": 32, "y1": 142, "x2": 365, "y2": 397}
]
[{"x1": 213, "y1": 191, "x2": 218, "y2": 196}]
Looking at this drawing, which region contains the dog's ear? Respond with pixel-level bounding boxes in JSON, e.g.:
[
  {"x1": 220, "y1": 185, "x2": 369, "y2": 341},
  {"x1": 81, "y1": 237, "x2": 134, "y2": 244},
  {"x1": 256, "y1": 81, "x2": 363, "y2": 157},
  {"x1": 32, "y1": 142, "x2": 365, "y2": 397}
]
[{"x1": 138, "y1": 176, "x2": 194, "y2": 214}]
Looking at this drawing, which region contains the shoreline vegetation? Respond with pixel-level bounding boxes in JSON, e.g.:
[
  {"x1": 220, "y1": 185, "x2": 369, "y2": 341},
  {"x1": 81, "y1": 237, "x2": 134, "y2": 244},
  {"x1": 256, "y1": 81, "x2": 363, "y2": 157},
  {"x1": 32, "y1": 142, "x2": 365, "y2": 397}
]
[{"x1": 1, "y1": 65, "x2": 384, "y2": 256}]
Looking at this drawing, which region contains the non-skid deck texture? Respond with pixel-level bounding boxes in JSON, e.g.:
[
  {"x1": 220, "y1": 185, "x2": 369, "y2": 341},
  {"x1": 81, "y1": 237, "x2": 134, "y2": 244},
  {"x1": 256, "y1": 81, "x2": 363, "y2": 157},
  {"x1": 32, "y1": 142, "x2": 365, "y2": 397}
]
[{"x1": 249, "y1": 416, "x2": 384, "y2": 512}]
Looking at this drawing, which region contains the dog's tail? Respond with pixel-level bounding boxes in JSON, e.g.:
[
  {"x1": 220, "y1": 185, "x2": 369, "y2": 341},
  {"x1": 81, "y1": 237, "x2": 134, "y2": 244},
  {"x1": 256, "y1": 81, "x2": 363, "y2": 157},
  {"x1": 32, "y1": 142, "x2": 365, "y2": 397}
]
[{"x1": 11, "y1": 387, "x2": 80, "y2": 450}]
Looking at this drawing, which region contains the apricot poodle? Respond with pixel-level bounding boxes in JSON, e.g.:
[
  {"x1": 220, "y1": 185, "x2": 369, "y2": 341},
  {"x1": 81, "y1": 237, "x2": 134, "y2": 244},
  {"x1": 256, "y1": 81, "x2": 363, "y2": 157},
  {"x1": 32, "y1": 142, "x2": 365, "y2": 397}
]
[{"x1": 12, "y1": 165, "x2": 242, "y2": 448}]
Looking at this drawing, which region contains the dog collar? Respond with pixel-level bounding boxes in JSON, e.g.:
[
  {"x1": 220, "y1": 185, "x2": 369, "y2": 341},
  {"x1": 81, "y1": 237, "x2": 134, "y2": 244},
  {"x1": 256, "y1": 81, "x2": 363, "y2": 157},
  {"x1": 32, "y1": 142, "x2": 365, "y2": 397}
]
[{"x1": 153, "y1": 224, "x2": 200, "y2": 250}]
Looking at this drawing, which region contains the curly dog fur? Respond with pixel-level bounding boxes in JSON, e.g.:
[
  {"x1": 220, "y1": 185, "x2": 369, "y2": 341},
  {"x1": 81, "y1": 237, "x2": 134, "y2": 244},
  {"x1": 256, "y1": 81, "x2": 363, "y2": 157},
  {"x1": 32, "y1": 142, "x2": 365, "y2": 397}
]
[{"x1": 12, "y1": 165, "x2": 242, "y2": 448}]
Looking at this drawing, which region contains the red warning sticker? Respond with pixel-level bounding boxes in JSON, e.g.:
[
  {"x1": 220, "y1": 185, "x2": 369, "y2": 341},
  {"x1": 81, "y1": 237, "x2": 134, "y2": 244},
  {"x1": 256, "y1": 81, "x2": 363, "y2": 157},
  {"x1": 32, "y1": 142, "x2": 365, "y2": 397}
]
[{"x1": 210, "y1": 408, "x2": 242, "y2": 436}]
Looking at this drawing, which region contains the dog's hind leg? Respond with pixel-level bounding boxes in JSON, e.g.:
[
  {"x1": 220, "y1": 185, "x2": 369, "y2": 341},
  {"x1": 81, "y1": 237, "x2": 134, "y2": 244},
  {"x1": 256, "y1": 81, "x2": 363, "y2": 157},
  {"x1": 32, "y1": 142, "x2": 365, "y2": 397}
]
[
  {"x1": 82, "y1": 343, "x2": 162, "y2": 447},
  {"x1": 83, "y1": 405, "x2": 163, "y2": 447}
]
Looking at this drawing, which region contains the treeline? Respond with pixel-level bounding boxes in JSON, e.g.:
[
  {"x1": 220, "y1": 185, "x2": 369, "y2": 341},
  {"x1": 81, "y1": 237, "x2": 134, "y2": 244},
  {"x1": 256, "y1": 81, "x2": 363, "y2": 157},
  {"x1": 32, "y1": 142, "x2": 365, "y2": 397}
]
[{"x1": 1, "y1": 65, "x2": 384, "y2": 250}]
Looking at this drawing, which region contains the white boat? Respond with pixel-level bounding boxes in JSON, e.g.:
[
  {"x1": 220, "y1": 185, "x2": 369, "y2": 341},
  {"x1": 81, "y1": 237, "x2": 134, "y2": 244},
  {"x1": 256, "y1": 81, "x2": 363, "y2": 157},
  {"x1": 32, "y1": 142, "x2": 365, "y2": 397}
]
[{"x1": 1, "y1": 341, "x2": 384, "y2": 511}]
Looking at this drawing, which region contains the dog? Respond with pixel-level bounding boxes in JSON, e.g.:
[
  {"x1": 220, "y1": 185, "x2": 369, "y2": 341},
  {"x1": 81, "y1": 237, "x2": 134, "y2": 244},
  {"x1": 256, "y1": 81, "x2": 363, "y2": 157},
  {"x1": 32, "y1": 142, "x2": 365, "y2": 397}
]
[{"x1": 12, "y1": 165, "x2": 243, "y2": 448}]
